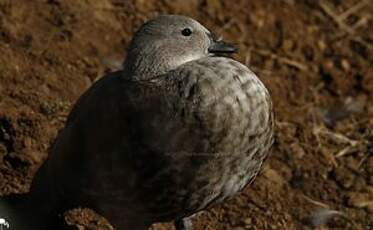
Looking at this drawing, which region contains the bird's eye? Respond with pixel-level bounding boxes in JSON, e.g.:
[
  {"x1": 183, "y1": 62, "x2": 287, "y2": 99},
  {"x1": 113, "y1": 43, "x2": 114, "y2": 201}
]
[{"x1": 181, "y1": 28, "x2": 192, "y2": 36}]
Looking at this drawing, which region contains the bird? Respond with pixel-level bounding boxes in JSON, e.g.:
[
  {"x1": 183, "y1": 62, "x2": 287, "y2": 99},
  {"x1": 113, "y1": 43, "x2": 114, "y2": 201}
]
[{"x1": 1, "y1": 15, "x2": 274, "y2": 230}]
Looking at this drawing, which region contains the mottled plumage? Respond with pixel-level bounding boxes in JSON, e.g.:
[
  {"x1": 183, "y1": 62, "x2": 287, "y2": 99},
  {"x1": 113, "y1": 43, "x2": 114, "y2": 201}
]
[{"x1": 6, "y1": 15, "x2": 274, "y2": 230}]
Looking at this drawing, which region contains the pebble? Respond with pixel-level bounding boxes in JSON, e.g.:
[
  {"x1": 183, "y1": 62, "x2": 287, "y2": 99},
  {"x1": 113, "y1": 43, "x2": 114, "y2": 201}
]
[{"x1": 347, "y1": 192, "x2": 373, "y2": 212}]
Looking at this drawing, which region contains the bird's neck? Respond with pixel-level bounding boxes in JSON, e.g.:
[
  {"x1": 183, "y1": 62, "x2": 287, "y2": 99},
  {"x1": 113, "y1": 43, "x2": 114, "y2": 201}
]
[
  {"x1": 122, "y1": 43, "x2": 173, "y2": 80},
  {"x1": 122, "y1": 61, "x2": 167, "y2": 80}
]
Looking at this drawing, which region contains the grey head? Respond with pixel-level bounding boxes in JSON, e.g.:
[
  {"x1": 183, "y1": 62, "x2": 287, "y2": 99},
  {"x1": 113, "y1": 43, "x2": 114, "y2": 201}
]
[{"x1": 123, "y1": 15, "x2": 237, "y2": 80}]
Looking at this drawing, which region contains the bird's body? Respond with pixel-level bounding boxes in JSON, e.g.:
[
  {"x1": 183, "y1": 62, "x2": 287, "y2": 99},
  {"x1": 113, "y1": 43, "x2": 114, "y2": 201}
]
[{"x1": 3, "y1": 15, "x2": 274, "y2": 230}]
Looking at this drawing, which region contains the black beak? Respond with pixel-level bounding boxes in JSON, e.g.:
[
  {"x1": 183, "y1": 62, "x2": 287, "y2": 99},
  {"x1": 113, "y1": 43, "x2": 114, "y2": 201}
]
[{"x1": 208, "y1": 36, "x2": 238, "y2": 55}]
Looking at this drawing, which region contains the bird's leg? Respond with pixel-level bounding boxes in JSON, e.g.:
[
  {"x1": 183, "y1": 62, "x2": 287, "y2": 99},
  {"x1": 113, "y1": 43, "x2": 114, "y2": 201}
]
[{"x1": 174, "y1": 217, "x2": 193, "y2": 230}]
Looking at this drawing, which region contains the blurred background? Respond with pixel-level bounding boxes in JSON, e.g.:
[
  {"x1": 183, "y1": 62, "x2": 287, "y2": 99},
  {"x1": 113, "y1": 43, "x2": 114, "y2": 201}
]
[{"x1": 0, "y1": 0, "x2": 372, "y2": 229}]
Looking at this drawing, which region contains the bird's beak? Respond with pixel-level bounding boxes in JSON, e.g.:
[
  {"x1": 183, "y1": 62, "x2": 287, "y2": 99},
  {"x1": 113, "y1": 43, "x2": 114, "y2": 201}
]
[{"x1": 208, "y1": 34, "x2": 238, "y2": 55}]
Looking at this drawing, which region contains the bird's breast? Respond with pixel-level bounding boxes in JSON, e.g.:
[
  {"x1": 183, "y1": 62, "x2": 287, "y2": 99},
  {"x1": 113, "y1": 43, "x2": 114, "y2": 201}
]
[
  {"x1": 168, "y1": 57, "x2": 273, "y2": 154},
  {"x1": 153, "y1": 57, "x2": 274, "y2": 212}
]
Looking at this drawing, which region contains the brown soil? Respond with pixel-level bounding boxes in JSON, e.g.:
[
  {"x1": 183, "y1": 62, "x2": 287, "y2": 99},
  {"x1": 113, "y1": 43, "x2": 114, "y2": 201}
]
[{"x1": 0, "y1": 0, "x2": 372, "y2": 229}]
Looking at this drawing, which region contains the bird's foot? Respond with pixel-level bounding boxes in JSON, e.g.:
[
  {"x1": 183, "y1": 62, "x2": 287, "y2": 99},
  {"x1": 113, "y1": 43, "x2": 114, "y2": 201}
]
[{"x1": 174, "y1": 217, "x2": 193, "y2": 230}]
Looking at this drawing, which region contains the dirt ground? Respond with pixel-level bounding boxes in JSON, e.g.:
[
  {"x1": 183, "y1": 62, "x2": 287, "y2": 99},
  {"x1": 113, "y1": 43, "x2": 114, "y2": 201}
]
[{"x1": 0, "y1": 0, "x2": 372, "y2": 229}]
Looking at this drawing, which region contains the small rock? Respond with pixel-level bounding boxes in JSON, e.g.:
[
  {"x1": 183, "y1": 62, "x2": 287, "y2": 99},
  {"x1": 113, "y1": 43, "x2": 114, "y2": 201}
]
[
  {"x1": 290, "y1": 169, "x2": 304, "y2": 189},
  {"x1": 283, "y1": 39, "x2": 295, "y2": 52},
  {"x1": 23, "y1": 137, "x2": 33, "y2": 148},
  {"x1": 352, "y1": 176, "x2": 367, "y2": 191},
  {"x1": 333, "y1": 167, "x2": 355, "y2": 189},
  {"x1": 341, "y1": 59, "x2": 350, "y2": 72},
  {"x1": 318, "y1": 40, "x2": 326, "y2": 51},
  {"x1": 321, "y1": 96, "x2": 366, "y2": 126},
  {"x1": 347, "y1": 192, "x2": 373, "y2": 211},
  {"x1": 289, "y1": 143, "x2": 305, "y2": 159},
  {"x1": 325, "y1": 60, "x2": 334, "y2": 70},
  {"x1": 40, "y1": 102, "x2": 56, "y2": 116},
  {"x1": 263, "y1": 168, "x2": 285, "y2": 187},
  {"x1": 306, "y1": 208, "x2": 344, "y2": 227},
  {"x1": 243, "y1": 217, "x2": 252, "y2": 225}
]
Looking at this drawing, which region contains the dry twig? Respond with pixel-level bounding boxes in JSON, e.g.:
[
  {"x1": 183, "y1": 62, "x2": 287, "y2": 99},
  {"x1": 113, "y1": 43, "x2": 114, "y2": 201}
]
[
  {"x1": 252, "y1": 49, "x2": 309, "y2": 71},
  {"x1": 318, "y1": 1, "x2": 373, "y2": 50},
  {"x1": 313, "y1": 127, "x2": 358, "y2": 146},
  {"x1": 338, "y1": 0, "x2": 370, "y2": 21},
  {"x1": 303, "y1": 195, "x2": 329, "y2": 208},
  {"x1": 319, "y1": 2, "x2": 355, "y2": 34}
]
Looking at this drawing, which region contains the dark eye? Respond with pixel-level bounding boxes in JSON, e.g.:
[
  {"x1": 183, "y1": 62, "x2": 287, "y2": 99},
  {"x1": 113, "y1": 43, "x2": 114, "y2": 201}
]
[{"x1": 181, "y1": 28, "x2": 192, "y2": 36}]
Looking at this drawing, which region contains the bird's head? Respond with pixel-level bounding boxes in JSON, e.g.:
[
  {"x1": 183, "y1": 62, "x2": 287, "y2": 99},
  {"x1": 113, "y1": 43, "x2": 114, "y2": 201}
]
[{"x1": 123, "y1": 15, "x2": 237, "y2": 80}]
